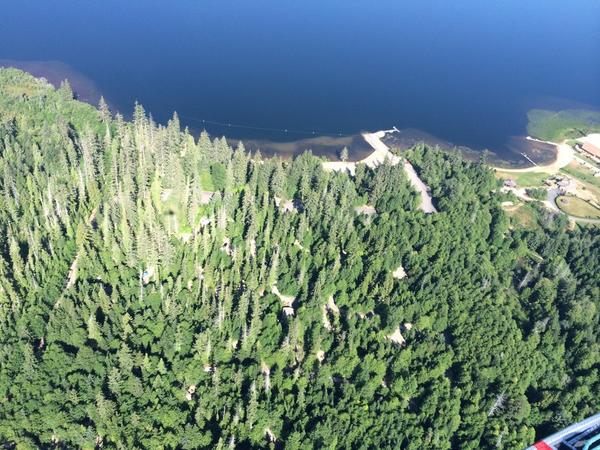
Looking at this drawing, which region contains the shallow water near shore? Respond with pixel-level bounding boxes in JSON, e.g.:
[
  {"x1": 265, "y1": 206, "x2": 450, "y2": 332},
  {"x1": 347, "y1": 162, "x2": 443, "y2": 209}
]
[{"x1": 1, "y1": 1, "x2": 598, "y2": 164}]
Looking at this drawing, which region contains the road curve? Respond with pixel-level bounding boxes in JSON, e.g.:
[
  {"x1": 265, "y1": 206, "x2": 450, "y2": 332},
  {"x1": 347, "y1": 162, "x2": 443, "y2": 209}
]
[
  {"x1": 547, "y1": 189, "x2": 600, "y2": 225},
  {"x1": 323, "y1": 130, "x2": 437, "y2": 214}
]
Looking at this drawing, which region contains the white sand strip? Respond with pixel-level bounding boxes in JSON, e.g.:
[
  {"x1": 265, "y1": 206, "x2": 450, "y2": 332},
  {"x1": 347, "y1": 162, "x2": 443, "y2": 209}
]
[{"x1": 495, "y1": 138, "x2": 574, "y2": 174}]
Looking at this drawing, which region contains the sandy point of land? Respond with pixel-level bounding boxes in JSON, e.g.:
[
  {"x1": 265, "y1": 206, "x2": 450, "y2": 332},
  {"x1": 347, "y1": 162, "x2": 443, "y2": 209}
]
[
  {"x1": 361, "y1": 130, "x2": 402, "y2": 167},
  {"x1": 322, "y1": 130, "x2": 437, "y2": 213},
  {"x1": 494, "y1": 138, "x2": 574, "y2": 174},
  {"x1": 322, "y1": 130, "x2": 400, "y2": 175}
]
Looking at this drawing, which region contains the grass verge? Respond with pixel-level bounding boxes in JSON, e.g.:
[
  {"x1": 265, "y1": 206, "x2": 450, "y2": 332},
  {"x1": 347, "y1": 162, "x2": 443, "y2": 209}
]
[
  {"x1": 495, "y1": 171, "x2": 548, "y2": 188},
  {"x1": 556, "y1": 195, "x2": 600, "y2": 219}
]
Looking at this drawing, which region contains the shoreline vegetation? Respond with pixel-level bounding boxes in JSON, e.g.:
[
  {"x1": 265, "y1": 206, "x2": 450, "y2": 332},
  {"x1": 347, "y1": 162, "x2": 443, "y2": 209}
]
[
  {"x1": 0, "y1": 59, "x2": 103, "y2": 105},
  {"x1": 332, "y1": 130, "x2": 578, "y2": 176},
  {"x1": 4, "y1": 64, "x2": 596, "y2": 226},
  {"x1": 4, "y1": 61, "x2": 599, "y2": 171},
  {"x1": 527, "y1": 109, "x2": 600, "y2": 142},
  {"x1": 188, "y1": 104, "x2": 600, "y2": 172}
]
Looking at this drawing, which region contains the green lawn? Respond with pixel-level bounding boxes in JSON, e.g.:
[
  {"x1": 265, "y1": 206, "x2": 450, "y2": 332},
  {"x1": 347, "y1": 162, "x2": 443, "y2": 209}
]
[
  {"x1": 575, "y1": 152, "x2": 600, "y2": 169},
  {"x1": 556, "y1": 195, "x2": 600, "y2": 219},
  {"x1": 560, "y1": 162, "x2": 600, "y2": 200},
  {"x1": 561, "y1": 162, "x2": 600, "y2": 187},
  {"x1": 495, "y1": 170, "x2": 548, "y2": 188}
]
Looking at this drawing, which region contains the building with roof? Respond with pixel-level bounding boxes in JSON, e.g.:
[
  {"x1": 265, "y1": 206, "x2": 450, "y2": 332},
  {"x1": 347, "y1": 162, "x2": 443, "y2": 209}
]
[
  {"x1": 579, "y1": 142, "x2": 600, "y2": 159},
  {"x1": 557, "y1": 178, "x2": 577, "y2": 195}
]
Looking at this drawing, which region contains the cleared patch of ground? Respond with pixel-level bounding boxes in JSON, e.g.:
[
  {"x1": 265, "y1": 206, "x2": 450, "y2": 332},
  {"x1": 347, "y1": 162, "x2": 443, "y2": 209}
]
[
  {"x1": 503, "y1": 203, "x2": 540, "y2": 228},
  {"x1": 386, "y1": 326, "x2": 405, "y2": 345}
]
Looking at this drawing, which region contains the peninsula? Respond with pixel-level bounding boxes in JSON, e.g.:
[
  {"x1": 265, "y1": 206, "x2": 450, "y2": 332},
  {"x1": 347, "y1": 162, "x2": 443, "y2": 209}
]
[{"x1": 323, "y1": 129, "x2": 437, "y2": 213}]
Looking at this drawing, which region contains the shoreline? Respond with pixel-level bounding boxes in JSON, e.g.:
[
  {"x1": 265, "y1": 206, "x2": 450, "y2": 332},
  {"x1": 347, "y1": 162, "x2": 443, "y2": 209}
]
[
  {"x1": 492, "y1": 137, "x2": 574, "y2": 174},
  {"x1": 322, "y1": 129, "x2": 565, "y2": 175},
  {"x1": 321, "y1": 129, "x2": 400, "y2": 175},
  {"x1": 2, "y1": 64, "x2": 592, "y2": 172}
]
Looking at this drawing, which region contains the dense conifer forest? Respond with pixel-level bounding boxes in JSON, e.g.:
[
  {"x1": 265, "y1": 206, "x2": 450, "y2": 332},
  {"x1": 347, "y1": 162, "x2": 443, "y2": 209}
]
[{"x1": 0, "y1": 68, "x2": 598, "y2": 449}]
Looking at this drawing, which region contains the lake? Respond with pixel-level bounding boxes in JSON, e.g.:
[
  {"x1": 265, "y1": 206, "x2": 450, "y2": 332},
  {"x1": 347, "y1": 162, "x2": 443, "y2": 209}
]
[{"x1": 1, "y1": 0, "x2": 599, "y2": 163}]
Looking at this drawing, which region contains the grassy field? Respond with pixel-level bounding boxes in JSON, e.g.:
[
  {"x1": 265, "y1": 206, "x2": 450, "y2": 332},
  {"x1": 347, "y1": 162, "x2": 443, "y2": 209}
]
[
  {"x1": 556, "y1": 195, "x2": 600, "y2": 219},
  {"x1": 561, "y1": 161, "x2": 600, "y2": 186},
  {"x1": 495, "y1": 170, "x2": 548, "y2": 187},
  {"x1": 527, "y1": 109, "x2": 600, "y2": 142},
  {"x1": 575, "y1": 153, "x2": 600, "y2": 169},
  {"x1": 503, "y1": 203, "x2": 540, "y2": 228}
]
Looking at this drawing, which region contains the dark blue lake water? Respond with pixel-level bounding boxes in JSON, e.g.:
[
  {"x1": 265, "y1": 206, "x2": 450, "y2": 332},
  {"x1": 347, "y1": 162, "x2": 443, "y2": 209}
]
[{"x1": 1, "y1": 0, "x2": 599, "y2": 160}]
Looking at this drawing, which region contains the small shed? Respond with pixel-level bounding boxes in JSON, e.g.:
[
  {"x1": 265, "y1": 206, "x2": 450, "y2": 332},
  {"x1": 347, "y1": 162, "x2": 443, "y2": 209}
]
[
  {"x1": 580, "y1": 142, "x2": 600, "y2": 159},
  {"x1": 142, "y1": 266, "x2": 155, "y2": 285}
]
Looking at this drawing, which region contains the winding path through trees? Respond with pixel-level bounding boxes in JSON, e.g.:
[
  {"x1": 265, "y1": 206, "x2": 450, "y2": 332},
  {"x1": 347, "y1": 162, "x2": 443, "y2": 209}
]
[
  {"x1": 323, "y1": 130, "x2": 437, "y2": 213},
  {"x1": 54, "y1": 205, "x2": 98, "y2": 309}
]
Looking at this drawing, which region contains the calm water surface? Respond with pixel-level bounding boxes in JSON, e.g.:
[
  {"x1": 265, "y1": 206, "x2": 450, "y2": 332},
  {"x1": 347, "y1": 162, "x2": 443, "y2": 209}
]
[{"x1": 1, "y1": 0, "x2": 599, "y2": 160}]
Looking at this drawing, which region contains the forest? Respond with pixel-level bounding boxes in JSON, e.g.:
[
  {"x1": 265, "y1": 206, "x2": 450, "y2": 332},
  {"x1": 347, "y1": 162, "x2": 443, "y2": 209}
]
[{"x1": 0, "y1": 68, "x2": 598, "y2": 449}]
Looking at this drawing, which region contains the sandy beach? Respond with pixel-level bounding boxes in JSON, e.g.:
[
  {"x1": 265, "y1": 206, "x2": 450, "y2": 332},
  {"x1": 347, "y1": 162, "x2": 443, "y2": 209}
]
[
  {"x1": 322, "y1": 129, "x2": 400, "y2": 175},
  {"x1": 493, "y1": 138, "x2": 574, "y2": 174}
]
